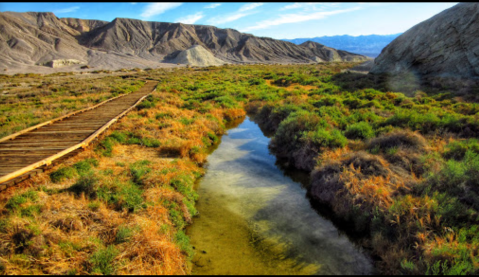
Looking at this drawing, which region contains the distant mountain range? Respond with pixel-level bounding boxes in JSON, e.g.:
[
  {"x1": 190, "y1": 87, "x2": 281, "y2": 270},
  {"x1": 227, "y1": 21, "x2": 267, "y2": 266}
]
[
  {"x1": 282, "y1": 34, "x2": 402, "y2": 58},
  {"x1": 0, "y1": 12, "x2": 370, "y2": 72}
]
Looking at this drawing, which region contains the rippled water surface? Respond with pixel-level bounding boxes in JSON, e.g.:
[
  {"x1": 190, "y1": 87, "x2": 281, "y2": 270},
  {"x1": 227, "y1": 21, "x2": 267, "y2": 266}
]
[{"x1": 186, "y1": 117, "x2": 374, "y2": 275}]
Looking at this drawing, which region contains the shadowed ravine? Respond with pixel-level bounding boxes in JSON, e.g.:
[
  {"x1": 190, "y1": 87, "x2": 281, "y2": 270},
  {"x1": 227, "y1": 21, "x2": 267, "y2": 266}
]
[{"x1": 186, "y1": 117, "x2": 374, "y2": 275}]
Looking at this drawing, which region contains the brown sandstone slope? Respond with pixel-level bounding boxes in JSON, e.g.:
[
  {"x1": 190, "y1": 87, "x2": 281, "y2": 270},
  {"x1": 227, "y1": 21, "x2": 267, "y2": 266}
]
[
  {"x1": 300, "y1": 41, "x2": 370, "y2": 62},
  {"x1": 0, "y1": 11, "x2": 369, "y2": 72},
  {"x1": 370, "y1": 3, "x2": 479, "y2": 79},
  {"x1": 60, "y1": 17, "x2": 108, "y2": 33},
  {"x1": 78, "y1": 17, "x2": 322, "y2": 63},
  {"x1": 0, "y1": 12, "x2": 89, "y2": 67},
  {"x1": 0, "y1": 12, "x2": 173, "y2": 71}
]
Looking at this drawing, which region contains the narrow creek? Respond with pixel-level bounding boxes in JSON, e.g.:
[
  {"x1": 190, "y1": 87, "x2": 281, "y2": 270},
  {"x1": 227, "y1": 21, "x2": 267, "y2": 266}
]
[{"x1": 186, "y1": 116, "x2": 374, "y2": 275}]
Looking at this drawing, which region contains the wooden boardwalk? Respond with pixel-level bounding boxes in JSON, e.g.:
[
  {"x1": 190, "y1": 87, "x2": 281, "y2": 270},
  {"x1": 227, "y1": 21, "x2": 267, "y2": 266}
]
[{"x1": 0, "y1": 80, "x2": 158, "y2": 189}]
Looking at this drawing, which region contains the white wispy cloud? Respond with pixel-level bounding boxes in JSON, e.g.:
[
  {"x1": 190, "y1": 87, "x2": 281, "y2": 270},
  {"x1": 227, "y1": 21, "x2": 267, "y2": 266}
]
[
  {"x1": 176, "y1": 12, "x2": 204, "y2": 24},
  {"x1": 208, "y1": 12, "x2": 253, "y2": 25},
  {"x1": 205, "y1": 3, "x2": 221, "y2": 9},
  {"x1": 280, "y1": 3, "x2": 317, "y2": 11},
  {"x1": 241, "y1": 7, "x2": 361, "y2": 32},
  {"x1": 280, "y1": 2, "x2": 340, "y2": 11},
  {"x1": 53, "y1": 6, "x2": 80, "y2": 14},
  {"x1": 239, "y1": 3, "x2": 263, "y2": 12},
  {"x1": 207, "y1": 3, "x2": 262, "y2": 25},
  {"x1": 140, "y1": 2, "x2": 182, "y2": 19}
]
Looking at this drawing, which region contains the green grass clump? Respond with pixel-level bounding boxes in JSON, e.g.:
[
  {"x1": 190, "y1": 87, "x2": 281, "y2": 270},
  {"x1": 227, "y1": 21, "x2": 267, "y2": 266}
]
[
  {"x1": 96, "y1": 137, "x2": 117, "y2": 157},
  {"x1": 108, "y1": 131, "x2": 128, "y2": 144},
  {"x1": 50, "y1": 167, "x2": 77, "y2": 183},
  {"x1": 6, "y1": 191, "x2": 38, "y2": 211},
  {"x1": 129, "y1": 160, "x2": 152, "y2": 186},
  {"x1": 307, "y1": 128, "x2": 348, "y2": 149},
  {"x1": 175, "y1": 230, "x2": 194, "y2": 259},
  {"x1": 73, "y1": 158, "x2": 98, "y2": 176},
  {"x1": 345, "y1": 122, "x2": 376, "y2": 140},
  {"x1": 168, "y1": 208, "x2": 185, "y2": 229},
  {"x1": 137, "y1": 100, "x2": 155, "y2": 110},
  {"x1": 179, "y1": 117, "x2": 195, "y2": 125},
  {"x1": 140, "y1": 137, "x2": 161, "y2": 148},
  {"x1": 87, "y1": 201, "x2": 101, "y2": 211},
  {"x1": 273, "y1": 111, "x2": 322, "y2": 150},
  {"x1": 20, "y1": 205, "x2": 42, "y2": 217},
  {"x1": 429, "y1": 151, "x2": 479, "y2": 210},
  {"x1": 155, "y1": 112, "x2": 172, "y2": 119},
  {"x1": 170, "y1": 174, "x2": 198, "y2": 202},
  {"x1": 90, "y1": 245, "x2": 119, "y2": 275},
  {"x1": 112, "y1": 182, "x2": 145, "y2": 212},
  {"x1": 115, "y1": 226, "x2": 134, "y2": 244},
  {"x1": 68, "y1": 174, "x2": 98, "y2": 198},
  {"x1": 443, "y1": 139, "x2": 479, "y2": 160}
]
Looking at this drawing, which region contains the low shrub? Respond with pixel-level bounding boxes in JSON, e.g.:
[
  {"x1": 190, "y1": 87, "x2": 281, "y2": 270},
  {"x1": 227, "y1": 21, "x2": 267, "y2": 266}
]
[
  {"x1": 367, "y1": 130, "x2": 427, "y2": 152},
  {"x1": 443, "y1": 139, "x2": 479, "y2": 160},
  {"x1": 345, "y1": 122, "x2": 376, "y2": 140},
  {"x1": 307, "y1": 127, "x2": 348, "y2": 149}
]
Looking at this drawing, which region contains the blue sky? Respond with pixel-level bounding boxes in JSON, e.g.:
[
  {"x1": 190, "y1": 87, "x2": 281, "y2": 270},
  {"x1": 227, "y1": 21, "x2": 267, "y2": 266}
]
[{"x1": 0, "y1": 2, "x2": 458, "y2": 39}]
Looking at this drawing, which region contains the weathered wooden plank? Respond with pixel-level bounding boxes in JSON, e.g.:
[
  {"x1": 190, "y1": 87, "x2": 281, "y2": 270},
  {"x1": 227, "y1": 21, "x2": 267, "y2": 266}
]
[
  {"x1": 0, "y1": 166, "x2": 30, "y2": 171},
  {"x1": 0, "y1": 141, "x2": 82, "y2": 146},
  {"x1": 0, "y1": 147, "x2": 70, "y2": 151},
  {"x1": 42, "y1": 123, "x2": 106, "y2": 127},
  {"x1": 0, "y1": 142, "x2": 77, "y2": 146},
  {"x1": 0, "y1": 152, "x2": 55, "y2": 156},
  {"x1": 0, "y1": 158, "x2": 49, "y2": 164},
  {"x1": 14, "y1": 134, "x2": 92, "y2": 140},
  {"x1": 29, "y1": 130, "x2": 95, "y2": 134},
  {"x1": 0, "y1": 92, "x2": 129, "y2": 143},
  {"x1": 0, "y1": 80, "x2": 157, "y2": 185}
]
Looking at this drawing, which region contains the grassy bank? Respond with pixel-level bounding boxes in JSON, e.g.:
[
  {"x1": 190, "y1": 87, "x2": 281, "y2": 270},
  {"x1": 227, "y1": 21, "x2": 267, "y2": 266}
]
[
  {"x1": 1, "y1": 63, "x2": 479, "y2": 274},
  {"x1": 137, "y1": 64, "x2": 479, "y2": 275},
  {"x1": 0, "y1": 79, "x2": 244, "y2": 274}
]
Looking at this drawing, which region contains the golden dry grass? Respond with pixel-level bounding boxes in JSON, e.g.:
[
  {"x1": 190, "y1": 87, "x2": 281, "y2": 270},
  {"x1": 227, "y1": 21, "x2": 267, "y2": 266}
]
[{"x1": 0, "y1": 84, "x2": 245, "y2": 274}]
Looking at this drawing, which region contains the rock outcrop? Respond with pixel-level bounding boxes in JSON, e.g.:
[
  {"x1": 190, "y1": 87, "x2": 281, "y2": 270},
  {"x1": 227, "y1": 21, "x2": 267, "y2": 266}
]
[
  {"x1": 166, "y1": 45, "x2": 227, "y2": 66},
  {"x1": 370, "y1": 3, "x2": 479, "y2": 79},
  {"x1": 45, "y1": 59, "x2": 84, "y2": 68}
]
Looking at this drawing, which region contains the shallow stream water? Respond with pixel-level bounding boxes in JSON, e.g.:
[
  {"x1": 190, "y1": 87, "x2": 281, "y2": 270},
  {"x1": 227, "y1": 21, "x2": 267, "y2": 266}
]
[{"x1": 186, "y1": 117, "x2": 374, "y2": 275}]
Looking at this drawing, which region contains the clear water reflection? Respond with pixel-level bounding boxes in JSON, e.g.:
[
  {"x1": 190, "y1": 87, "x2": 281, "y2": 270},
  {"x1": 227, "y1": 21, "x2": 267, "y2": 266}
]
[{"x1": 186, "y1": 117, "x2": 374, "y2": 275}]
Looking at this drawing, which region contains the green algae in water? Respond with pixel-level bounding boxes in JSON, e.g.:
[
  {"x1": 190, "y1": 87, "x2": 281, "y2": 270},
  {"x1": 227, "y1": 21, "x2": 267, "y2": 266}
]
[{"x1": 187, "y1": 117, "x2": 374, "y2": 275}]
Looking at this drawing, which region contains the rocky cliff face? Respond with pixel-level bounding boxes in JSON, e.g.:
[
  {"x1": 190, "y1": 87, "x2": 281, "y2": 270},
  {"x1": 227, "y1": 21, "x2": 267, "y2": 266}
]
[
  {"x1": 370, "y1": 3, "x2": 479, "y2": 79},
  {"x1": 60, "y1": 18, "x2": 108, "y2": 33},
  {"x1": 0, "y1": 12, "x2": 90, "y2": 67},
  {"x1": 0, "y1": 11, "x2": 369, "y2": 72},
  {"x1": 77, "y1": 17, "x2": 330, "y2": 64}
]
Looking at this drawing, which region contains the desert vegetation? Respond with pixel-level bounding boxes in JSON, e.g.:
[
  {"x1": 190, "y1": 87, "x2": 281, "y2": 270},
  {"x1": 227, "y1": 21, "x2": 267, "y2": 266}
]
[
  {"x1": 0, "y1": 74, "x2": 244, "y2": 274},
  {"x1": 1, "y1": 62, "x2": 479, "y2": 274},
  {"x1": 0, "y1": 71, "x2": 144, "y2": 139}
]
